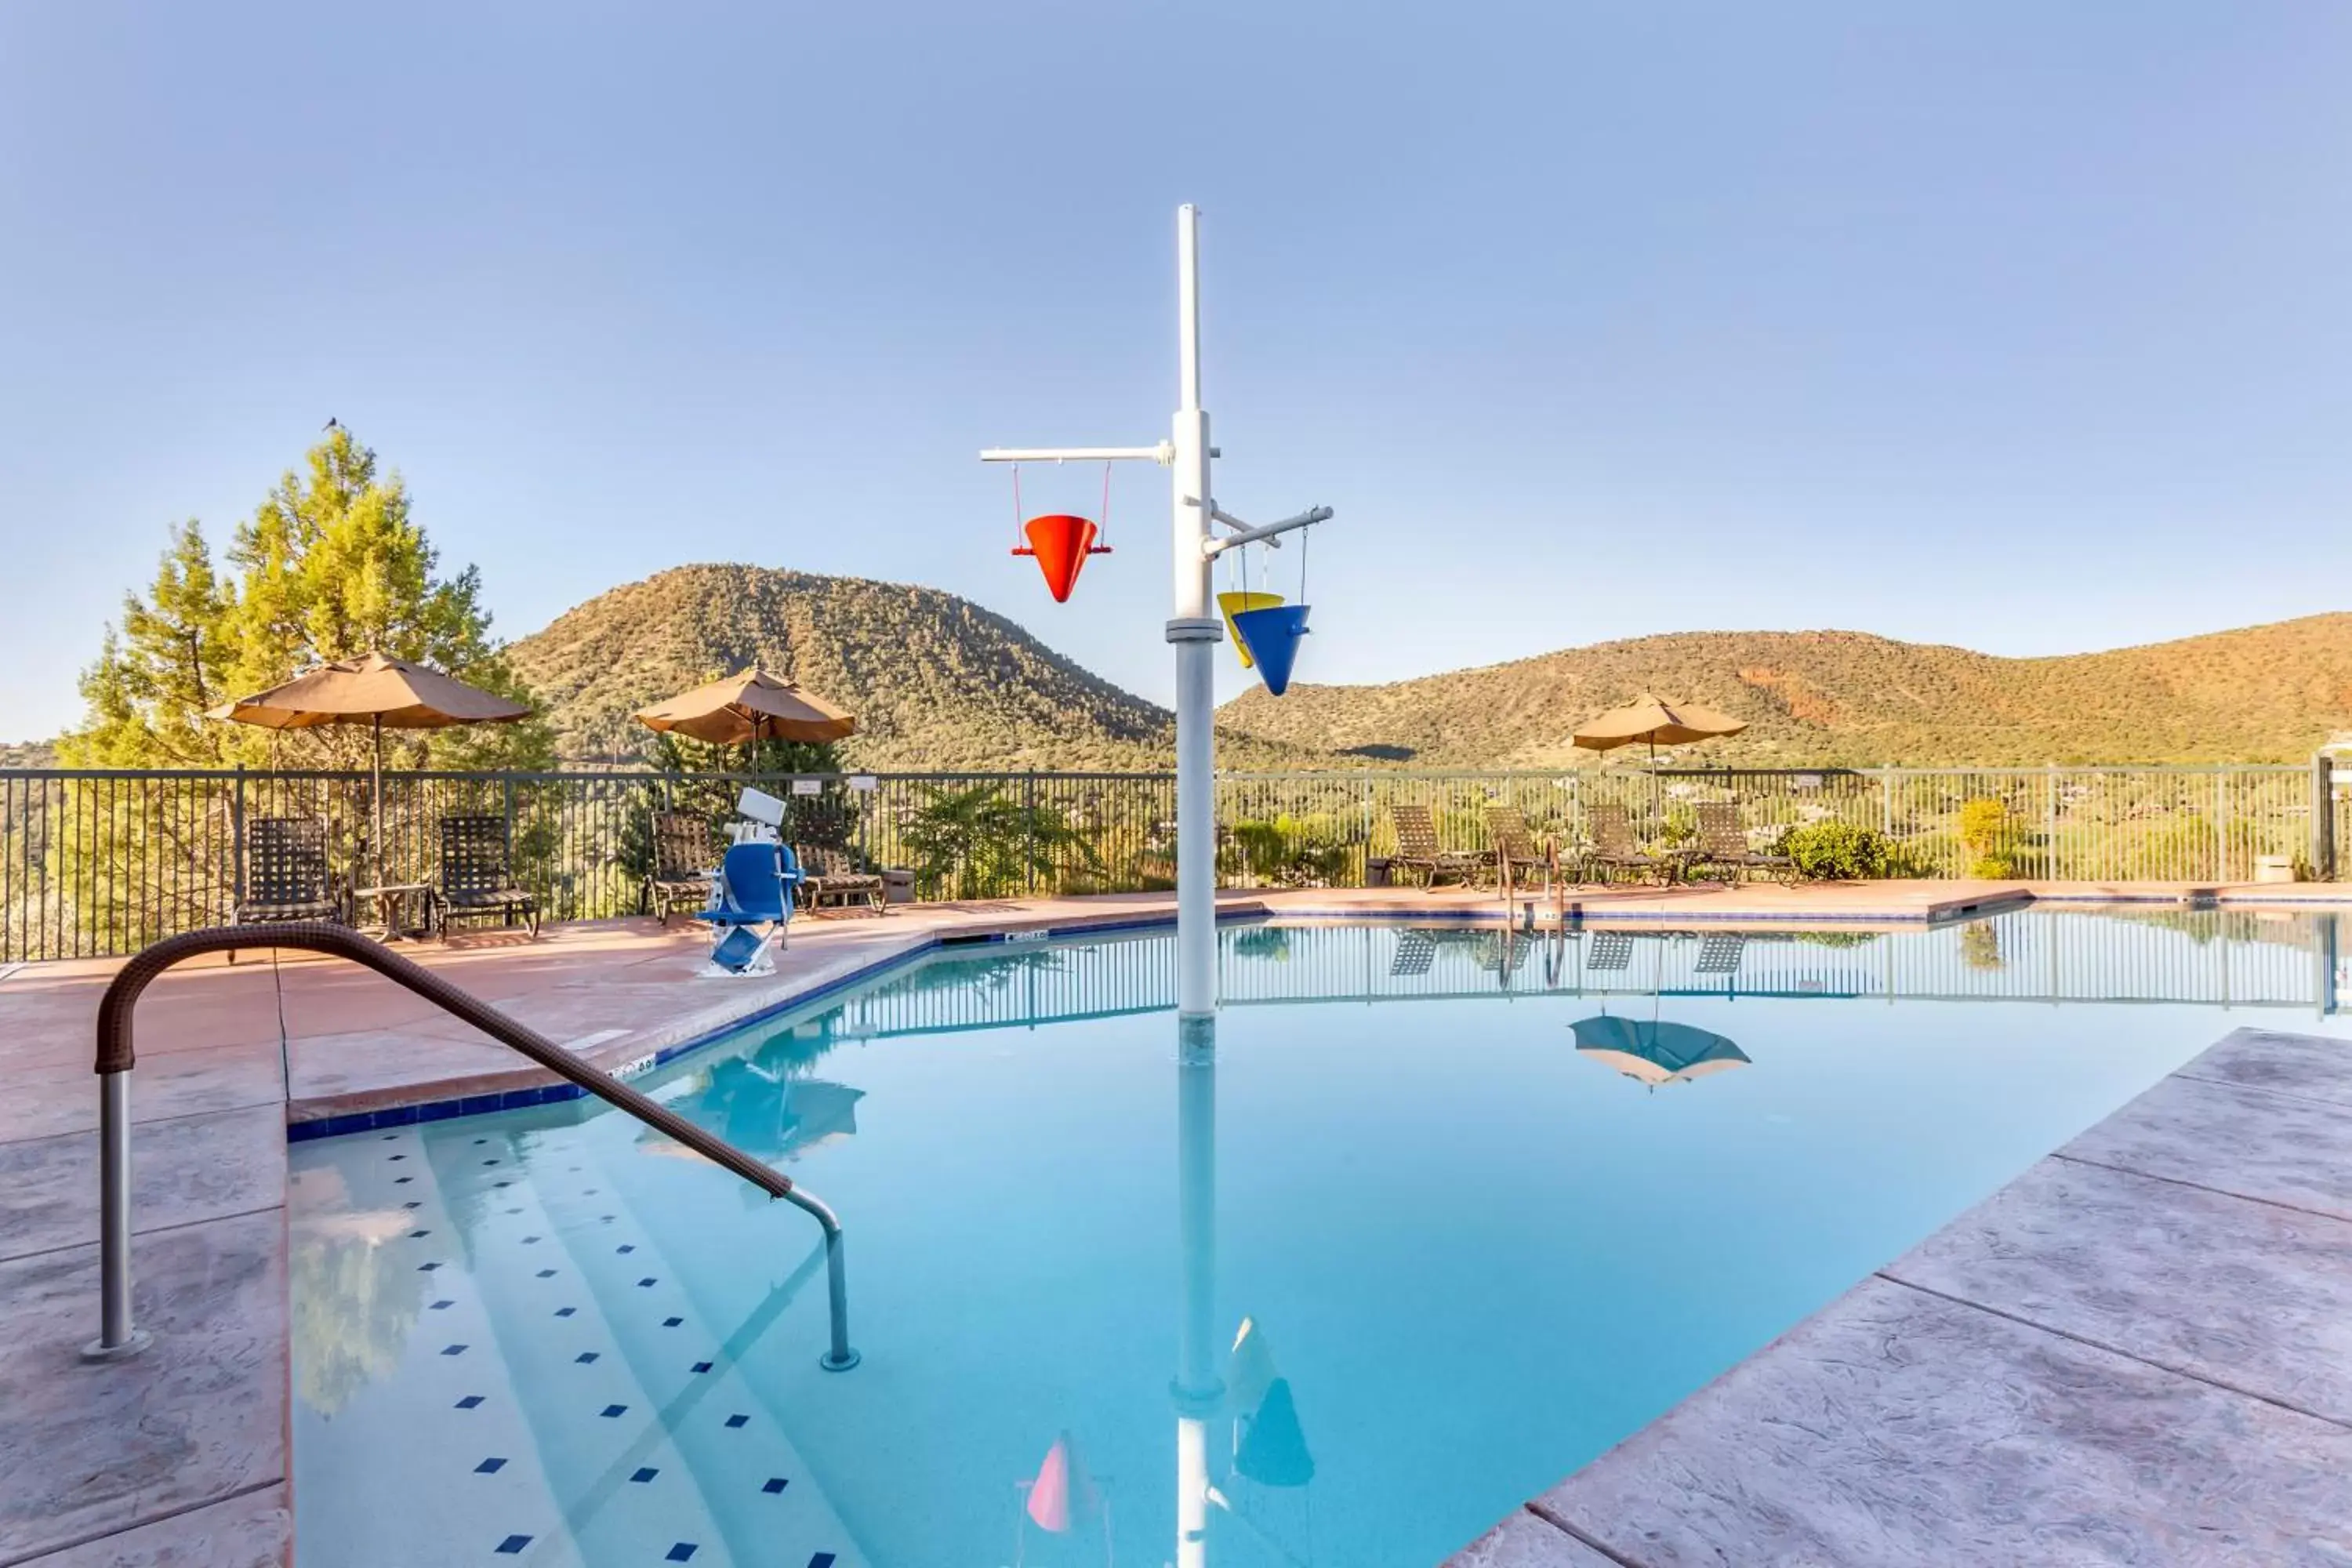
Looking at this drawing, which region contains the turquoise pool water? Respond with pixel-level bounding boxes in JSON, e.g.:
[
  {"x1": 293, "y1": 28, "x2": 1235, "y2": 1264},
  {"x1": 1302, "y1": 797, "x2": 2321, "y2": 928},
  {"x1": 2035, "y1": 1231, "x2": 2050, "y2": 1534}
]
[{"x1": 290, "y1": 911, "x2": 2348, "y2": 1566}]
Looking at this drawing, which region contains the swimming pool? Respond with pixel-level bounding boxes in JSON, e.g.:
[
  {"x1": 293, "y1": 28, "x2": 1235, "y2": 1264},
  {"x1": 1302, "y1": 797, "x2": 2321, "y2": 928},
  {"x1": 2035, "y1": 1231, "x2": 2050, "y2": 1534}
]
[{"x1": 290, "y1": 910, "x2": 2348, "y2": 1566}]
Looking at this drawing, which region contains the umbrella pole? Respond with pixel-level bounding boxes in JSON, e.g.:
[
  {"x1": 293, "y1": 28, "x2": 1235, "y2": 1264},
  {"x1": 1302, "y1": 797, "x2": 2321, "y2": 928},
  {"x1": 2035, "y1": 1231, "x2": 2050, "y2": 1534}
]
[{"x1": 371, "y1": 713, "x2": 386, "y2": 895}]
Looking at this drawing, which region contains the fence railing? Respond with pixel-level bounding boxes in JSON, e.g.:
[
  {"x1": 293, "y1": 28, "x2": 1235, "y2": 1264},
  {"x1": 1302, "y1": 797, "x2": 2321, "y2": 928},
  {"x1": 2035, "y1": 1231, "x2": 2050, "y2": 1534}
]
[{"x1": 3, "y1": 764, "x2": 2344, "y2": 964}]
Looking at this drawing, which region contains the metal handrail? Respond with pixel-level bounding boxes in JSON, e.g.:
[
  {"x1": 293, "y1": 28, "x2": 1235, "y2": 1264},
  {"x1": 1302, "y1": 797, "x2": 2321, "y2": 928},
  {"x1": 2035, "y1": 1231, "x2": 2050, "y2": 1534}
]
[{"x1": 85, "y1": 922, "x2": 858, "y2": 1370}]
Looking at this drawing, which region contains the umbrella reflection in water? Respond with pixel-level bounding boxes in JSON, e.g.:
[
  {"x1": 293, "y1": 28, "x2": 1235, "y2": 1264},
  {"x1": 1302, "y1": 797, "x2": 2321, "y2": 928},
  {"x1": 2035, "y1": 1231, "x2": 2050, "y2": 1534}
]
[{"x1": 1571, "y1": 1015, "x2": 1750, "y2": 1089}]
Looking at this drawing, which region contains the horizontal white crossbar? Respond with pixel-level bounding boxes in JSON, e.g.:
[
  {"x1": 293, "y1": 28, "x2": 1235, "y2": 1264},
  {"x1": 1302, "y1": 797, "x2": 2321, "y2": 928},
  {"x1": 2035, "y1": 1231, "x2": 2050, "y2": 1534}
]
[
  {"x1": 1200, "y1": 504, "x2": 1332, "y2": 558},
  {"x1": 978, "y1": 444, "x2": 1173, "y2": 465}
]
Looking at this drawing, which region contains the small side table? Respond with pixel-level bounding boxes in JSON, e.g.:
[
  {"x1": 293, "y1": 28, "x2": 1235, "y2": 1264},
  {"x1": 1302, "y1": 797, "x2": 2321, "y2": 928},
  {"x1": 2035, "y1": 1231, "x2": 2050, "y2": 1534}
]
[{"x1": 354, "y1": 882, "x2": 434, "y2": 940}]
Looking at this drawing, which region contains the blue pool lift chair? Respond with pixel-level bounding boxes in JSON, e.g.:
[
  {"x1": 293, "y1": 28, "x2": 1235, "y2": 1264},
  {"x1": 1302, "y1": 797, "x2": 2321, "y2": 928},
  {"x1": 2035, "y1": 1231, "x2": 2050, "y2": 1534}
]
[{"x1": 695, "y1": 840, "x2": 803, "y2": 975}]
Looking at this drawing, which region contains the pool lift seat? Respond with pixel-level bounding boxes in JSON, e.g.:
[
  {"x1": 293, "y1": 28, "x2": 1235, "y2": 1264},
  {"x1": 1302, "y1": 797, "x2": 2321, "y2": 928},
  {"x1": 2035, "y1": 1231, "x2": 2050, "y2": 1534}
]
[{"x1": 696, "y1": 787, "x2": 804, "y2": 976}]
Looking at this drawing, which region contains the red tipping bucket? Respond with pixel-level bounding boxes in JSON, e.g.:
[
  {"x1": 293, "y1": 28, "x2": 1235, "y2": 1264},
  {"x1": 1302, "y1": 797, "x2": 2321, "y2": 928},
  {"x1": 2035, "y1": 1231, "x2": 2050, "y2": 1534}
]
[{"x1": 1014, "y1": 514, "x2": 1111, "y2": 602}]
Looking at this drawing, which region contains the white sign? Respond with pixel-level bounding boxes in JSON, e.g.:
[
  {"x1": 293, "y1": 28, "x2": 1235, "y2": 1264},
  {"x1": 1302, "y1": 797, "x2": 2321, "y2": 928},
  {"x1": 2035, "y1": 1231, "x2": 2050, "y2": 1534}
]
[
  {"x1": 849, "y1": 775, "x2": 879, "y2": 792},
  {"x1": 790, "y1": 778, "x2": 823, "y2": 796},
  {"x1": 1794, "y1": 773, "x2": 1824, "y2": 790}
]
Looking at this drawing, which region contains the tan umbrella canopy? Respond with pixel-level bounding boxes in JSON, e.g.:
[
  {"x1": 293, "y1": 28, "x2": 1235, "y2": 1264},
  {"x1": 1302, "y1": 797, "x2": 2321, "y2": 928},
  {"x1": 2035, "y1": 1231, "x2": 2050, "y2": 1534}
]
[
  {"x1": 1572, "y1": 693, "x2": 1747, "y2": 759},
  {"x1": 633, "y1": 668, "x2": 857, "y2": 749},
  {"x1": 209, "y1": 651, "x2": 532, "y2": 890}
]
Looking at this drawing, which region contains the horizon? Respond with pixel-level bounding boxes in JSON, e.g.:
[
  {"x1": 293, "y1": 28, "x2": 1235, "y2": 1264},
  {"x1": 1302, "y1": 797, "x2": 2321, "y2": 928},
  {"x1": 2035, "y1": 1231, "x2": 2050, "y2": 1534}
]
[{"x1": 5, "y1": 3, "x2": 2350, "y2": 741}]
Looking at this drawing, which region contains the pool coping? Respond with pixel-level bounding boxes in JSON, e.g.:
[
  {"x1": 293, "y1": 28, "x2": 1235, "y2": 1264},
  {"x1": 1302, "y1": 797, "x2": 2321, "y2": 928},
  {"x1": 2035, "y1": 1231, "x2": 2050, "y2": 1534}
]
[{"x1": 1443, "y1": 1022, "x2": 2352, "y2": 1566}]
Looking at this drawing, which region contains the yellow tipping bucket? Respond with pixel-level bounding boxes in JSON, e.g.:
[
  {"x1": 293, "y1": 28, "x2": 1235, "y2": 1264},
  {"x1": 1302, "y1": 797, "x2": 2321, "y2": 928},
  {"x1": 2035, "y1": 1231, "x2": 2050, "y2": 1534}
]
[{"x1": 1217, "y1": 591, "x2": 1285, "y2": 670}]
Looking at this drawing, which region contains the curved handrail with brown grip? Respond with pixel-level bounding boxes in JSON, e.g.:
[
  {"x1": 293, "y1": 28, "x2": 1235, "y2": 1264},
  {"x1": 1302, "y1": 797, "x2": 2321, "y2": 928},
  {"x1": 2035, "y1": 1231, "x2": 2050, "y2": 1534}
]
[{"x1": 86, "y1": 922, "x2": 858, "y2": 1370}]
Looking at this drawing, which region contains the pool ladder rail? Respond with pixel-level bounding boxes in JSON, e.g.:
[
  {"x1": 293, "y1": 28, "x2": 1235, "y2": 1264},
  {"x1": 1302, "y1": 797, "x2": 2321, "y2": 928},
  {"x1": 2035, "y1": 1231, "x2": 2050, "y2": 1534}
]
[{"x1": 84, "y1": 921, "x2": 859, "y2": 1372}]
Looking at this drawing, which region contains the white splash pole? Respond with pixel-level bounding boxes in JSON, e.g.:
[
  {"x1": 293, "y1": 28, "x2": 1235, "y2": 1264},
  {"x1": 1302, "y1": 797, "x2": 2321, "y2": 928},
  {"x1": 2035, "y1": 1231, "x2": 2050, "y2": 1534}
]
[{"x1": 1168, "y1": 204, "x2": 1221, "y2": 1018}]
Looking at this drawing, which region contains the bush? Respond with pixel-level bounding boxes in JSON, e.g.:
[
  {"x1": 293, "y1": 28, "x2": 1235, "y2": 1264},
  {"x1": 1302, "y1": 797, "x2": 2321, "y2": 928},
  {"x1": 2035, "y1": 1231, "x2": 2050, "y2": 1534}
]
[{"x1": 1777, "y1": 821, "x2": 1890, "y2": 880}]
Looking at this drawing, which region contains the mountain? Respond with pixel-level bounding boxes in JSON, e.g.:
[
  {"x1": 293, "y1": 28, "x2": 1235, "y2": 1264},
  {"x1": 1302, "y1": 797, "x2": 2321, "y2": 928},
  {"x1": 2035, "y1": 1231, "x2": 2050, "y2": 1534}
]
[
  {"x1": 0, "y1": 741, "x2": 55, "y2": 768},
  {"x1": 1214, "y1": 615, "x2": 2352, "y2": 768},
  {"x1": 507, "y1": 564, "x2": 1305, "y2": 771}
]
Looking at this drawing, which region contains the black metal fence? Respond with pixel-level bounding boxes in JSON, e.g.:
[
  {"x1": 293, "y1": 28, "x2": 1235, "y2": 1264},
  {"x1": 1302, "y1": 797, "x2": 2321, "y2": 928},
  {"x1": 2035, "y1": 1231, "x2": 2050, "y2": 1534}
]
[{"x1": 3, "y1": 764, "x2": 2344, "y2": 964}]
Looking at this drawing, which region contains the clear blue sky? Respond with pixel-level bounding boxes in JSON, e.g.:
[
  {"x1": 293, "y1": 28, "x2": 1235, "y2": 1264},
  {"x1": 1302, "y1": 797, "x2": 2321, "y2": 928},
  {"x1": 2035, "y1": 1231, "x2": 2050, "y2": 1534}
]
[{"x1": 4, "y1": 2, "x2": 2348, "y2": 742}]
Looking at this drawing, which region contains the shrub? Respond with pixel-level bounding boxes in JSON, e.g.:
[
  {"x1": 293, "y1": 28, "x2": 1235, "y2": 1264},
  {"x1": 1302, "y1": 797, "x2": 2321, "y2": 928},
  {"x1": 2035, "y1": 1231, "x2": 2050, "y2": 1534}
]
[{"x1": 1777, "y1": 821, "x2": 1890, "y2": 880}]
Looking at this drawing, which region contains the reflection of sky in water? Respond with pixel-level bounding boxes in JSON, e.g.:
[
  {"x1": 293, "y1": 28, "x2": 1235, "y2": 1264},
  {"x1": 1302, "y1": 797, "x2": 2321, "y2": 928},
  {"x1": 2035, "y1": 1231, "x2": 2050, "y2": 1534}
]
[{"x1": 291, "y1": 913, "x2": 2348, "y2": 1567}]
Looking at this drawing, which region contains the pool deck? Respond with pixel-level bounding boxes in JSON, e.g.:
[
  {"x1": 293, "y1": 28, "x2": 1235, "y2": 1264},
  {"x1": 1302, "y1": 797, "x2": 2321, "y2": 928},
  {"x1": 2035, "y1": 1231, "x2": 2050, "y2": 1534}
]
[{"x1": 1, "y1": 878, "x2": 2347, "y2": 1565}]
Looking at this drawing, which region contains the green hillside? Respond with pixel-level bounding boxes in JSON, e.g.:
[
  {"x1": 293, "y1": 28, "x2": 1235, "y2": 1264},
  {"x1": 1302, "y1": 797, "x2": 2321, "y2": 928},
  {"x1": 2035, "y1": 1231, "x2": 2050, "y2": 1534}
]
[
  {"x1": 1214, "y1": 616, "x2": 2352, "y2": 767},
  {"x1": 506, "y1": 564, "x2": 1307, "y2": 771}
]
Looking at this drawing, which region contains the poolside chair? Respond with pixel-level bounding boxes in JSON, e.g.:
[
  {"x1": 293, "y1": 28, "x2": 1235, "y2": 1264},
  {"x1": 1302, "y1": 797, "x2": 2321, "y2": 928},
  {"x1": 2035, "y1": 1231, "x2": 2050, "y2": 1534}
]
[
  {"x1": 431, "y1": 815, "x2": 540, "y2": 938},
  {"x1": 797, "y1": 844, "x2": 887, "y2": 916},
  {"x1": 1581, "y1": 804, "x2": 1672, "y2": 886},
  {"x1": 1388, "y1": 805, "x2": 1476, "y2": 890},
  {"x1": 645, "y1": 811, "x2": 720, "y2": 926},
  {"x1": 1483, "y1": 806, "x2": 1554, "y2": 901},
  {"x1": 695, "y1": 840, "x2": 803, "y2": 975},
  {"x1": 1688, "y1": 801, "x2": 1798, "y2": 886},
  {"x1": 235, "y1": 816, "x2": 345, "y2": 927}
]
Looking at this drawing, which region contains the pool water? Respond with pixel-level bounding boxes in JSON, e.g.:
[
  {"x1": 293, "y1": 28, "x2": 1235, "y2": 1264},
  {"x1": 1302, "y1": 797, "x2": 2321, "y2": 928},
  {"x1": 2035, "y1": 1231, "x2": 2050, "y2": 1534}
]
[{"x1": 290, "y1": 912, "x2": 2348, "y2": 1566}]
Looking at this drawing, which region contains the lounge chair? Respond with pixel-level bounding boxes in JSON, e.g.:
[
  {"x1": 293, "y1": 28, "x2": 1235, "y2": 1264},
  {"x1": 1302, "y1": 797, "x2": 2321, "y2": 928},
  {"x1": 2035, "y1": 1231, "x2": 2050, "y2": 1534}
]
[
  {"x1": 432, "y1": 815, "x2": 540, "y2": 938},
  {"x1": 1388, "y1": 804, "x2": 1477, "y2": 889},
  {"x1": 797, "y1": 844, "x2": 887, "y2": 916},
  {"x1": 1579, "y1": 804, "x2": 1672, "y2": 885},
  {"x1": 1483, "y1": 806, "x2": 1554, "y2": 900},
  {"x1": 695, "y1": 840, "x2": 801, "y2": 975},
  {"x1": 1688, "y1": 801, "x2": 1798, "y2": 885},
  {"x1": 645, "y1": 811, "x2": 719, "y2": 926},
  {"x1": 235, "y1": 816, "x2": 345, "y2": 926}
]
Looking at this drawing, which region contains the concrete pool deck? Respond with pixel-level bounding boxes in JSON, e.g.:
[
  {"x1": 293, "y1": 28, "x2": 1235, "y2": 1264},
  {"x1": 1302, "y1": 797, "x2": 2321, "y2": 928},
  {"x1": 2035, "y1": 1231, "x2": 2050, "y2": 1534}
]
[{"x1": 1, "y1": 878, "x2": 2347, "y2": 1565}]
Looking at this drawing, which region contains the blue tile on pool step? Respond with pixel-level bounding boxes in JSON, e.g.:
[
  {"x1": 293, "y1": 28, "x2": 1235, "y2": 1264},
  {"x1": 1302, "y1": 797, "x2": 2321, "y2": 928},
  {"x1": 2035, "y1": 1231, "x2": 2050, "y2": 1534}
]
[
  {"x1": 441, "y1": 1345, "x2": 466, "y2": 1356},
  {"x1": 761, "y1": 1478, "x2": 789, "y2": 1494},
  {"x1": 601, "y1": 1404, "x2": 628, "y2": 1418},
  {"x1": 637, "y1": 1277, "x2": 657, "y2": 1287},
  {"x1": 474, "y1": 1457, "x2": 507, "y2": 1474},
  {"x1": 419, "y1": 1102, "x2": 461, "y2": 1123},
  {"x1": 575, "y1": 1352, "x2": 599, "y2": 1363},
  {"x1": 630, "y1": 1468, "x2": 659, "y2": 1484},
  {"x1": 555, "y1": 1307, "x2": 576, "y2": 1318},
  {"x1": 666, "y1": 1546, "x2": 698, "y2": 1563},
  {"x1": 617, "y1": 1244, "x2": 636, "y2": 1254},
  {"x1": 461, "y1": 1094, "x2": 502, "y2": 1116},
  {"x1": 378, "y1": 1105, "x2": 421, "y2": 1127},
  {"x1": 417, "y1": 1261, "x2": 441, "y2": 1272},
  {"x1": 691, "y1": 1361, "x2": 712, "y2": 1374},
  {"x1": 724, "y1": 1414, "x2": 748, "y2": 1429},
  {"x1": 662, "y1": 1316, "x2": 683, "y2": 1327},
  {"x1": 536, "y1": 1269, "x2": 557, "y2": 1279},
  {"x1": 429, "y1": 1300, "x2": 454, "y2": 1310},
  {"x1": 808, "y1": 1555, "x2": 836, "y2": 1568},
  {"x1": 455, "y1": 1396, "x2": 485, "y2": 1410},
  {"x1": 495, "y1": 1536, "x2": 532, "y2": 1555}
]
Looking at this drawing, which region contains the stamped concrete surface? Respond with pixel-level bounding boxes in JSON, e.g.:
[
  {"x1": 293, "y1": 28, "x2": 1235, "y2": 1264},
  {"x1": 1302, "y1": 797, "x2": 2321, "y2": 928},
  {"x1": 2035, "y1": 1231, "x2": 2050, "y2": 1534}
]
[{"x1": 1446, "y1": 1025, "x2": 2352, "y2": 1566}]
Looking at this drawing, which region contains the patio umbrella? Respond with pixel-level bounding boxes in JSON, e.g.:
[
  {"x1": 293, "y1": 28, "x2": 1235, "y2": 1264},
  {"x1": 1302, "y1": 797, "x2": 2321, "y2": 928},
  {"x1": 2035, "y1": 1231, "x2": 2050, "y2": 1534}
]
[
  {"x1": 208, "y1": 651, "x2": 531, "y2": 892},
  {"x1": 1571, "y1": 1014, "x2": 1750, "y2": 1087},
  {"x1": 1572, "y1": 693, "x2": 1746, "y2": 767},
  {"x1": 632, "y1": 668, "x2": 857, "y2": 752},
  {"x1": 1573, "y1": 693, "x2": 1746, "y2": 827}
]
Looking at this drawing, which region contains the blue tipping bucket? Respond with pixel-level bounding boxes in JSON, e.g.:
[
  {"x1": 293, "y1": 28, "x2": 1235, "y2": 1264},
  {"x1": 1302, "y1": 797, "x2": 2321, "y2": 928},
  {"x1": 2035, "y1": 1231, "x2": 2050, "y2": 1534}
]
[{"x1": 1232, "y1": 604, "x2": 1310, "y2": 696}]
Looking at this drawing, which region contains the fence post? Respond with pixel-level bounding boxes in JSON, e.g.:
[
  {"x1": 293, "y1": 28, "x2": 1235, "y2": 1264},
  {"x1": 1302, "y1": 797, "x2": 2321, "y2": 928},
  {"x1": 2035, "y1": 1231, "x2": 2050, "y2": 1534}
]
[
  {"x1": 503, "y1": 776, "x2": 517, "y2": 858},
  {"x1": 2045, "y1": 763, "x2": 2059, "y2": 880},
  {"x1": 2212, "y1": 769, "x2": 2227, "y2": 883},
  {"x1": 2315, "y1": 753, "x2": 2338, "y2": 881},
  {"x1": 230, "y1": 765, "x2": 247, "y2": 914},
  {"x1": 1024, "y1": 770, "x2": 1037, "y2": 895}
]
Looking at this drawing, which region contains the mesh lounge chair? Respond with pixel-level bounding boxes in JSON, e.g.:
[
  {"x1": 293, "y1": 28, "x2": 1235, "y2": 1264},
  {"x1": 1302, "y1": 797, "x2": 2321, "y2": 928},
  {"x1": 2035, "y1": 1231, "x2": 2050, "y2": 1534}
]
[
  {"x1": 1388, "y1": 805, "x2": 1477, "y2": 889},
  {"x1": 433, "y1": 815, "x2": 539, "y2": 938},
  {"x1": 1689, "y1": 801, "x2": 1798, "y2": 885},
  {"x1": 645, "y1": 811, "x2": 719, "y2": 926},
  {"x1": 797, "y1": 844, "x2": 887, "y2": 916},
  {"x1": 1483, "y1": 806, "x2": 1554, "y2": 900},
  {"x1": 236, "y1": 816, "x2": 344, "y2": 926},
  {"x1": 1581, "y1": 804, "x2": 1671, "y2": 885}
]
